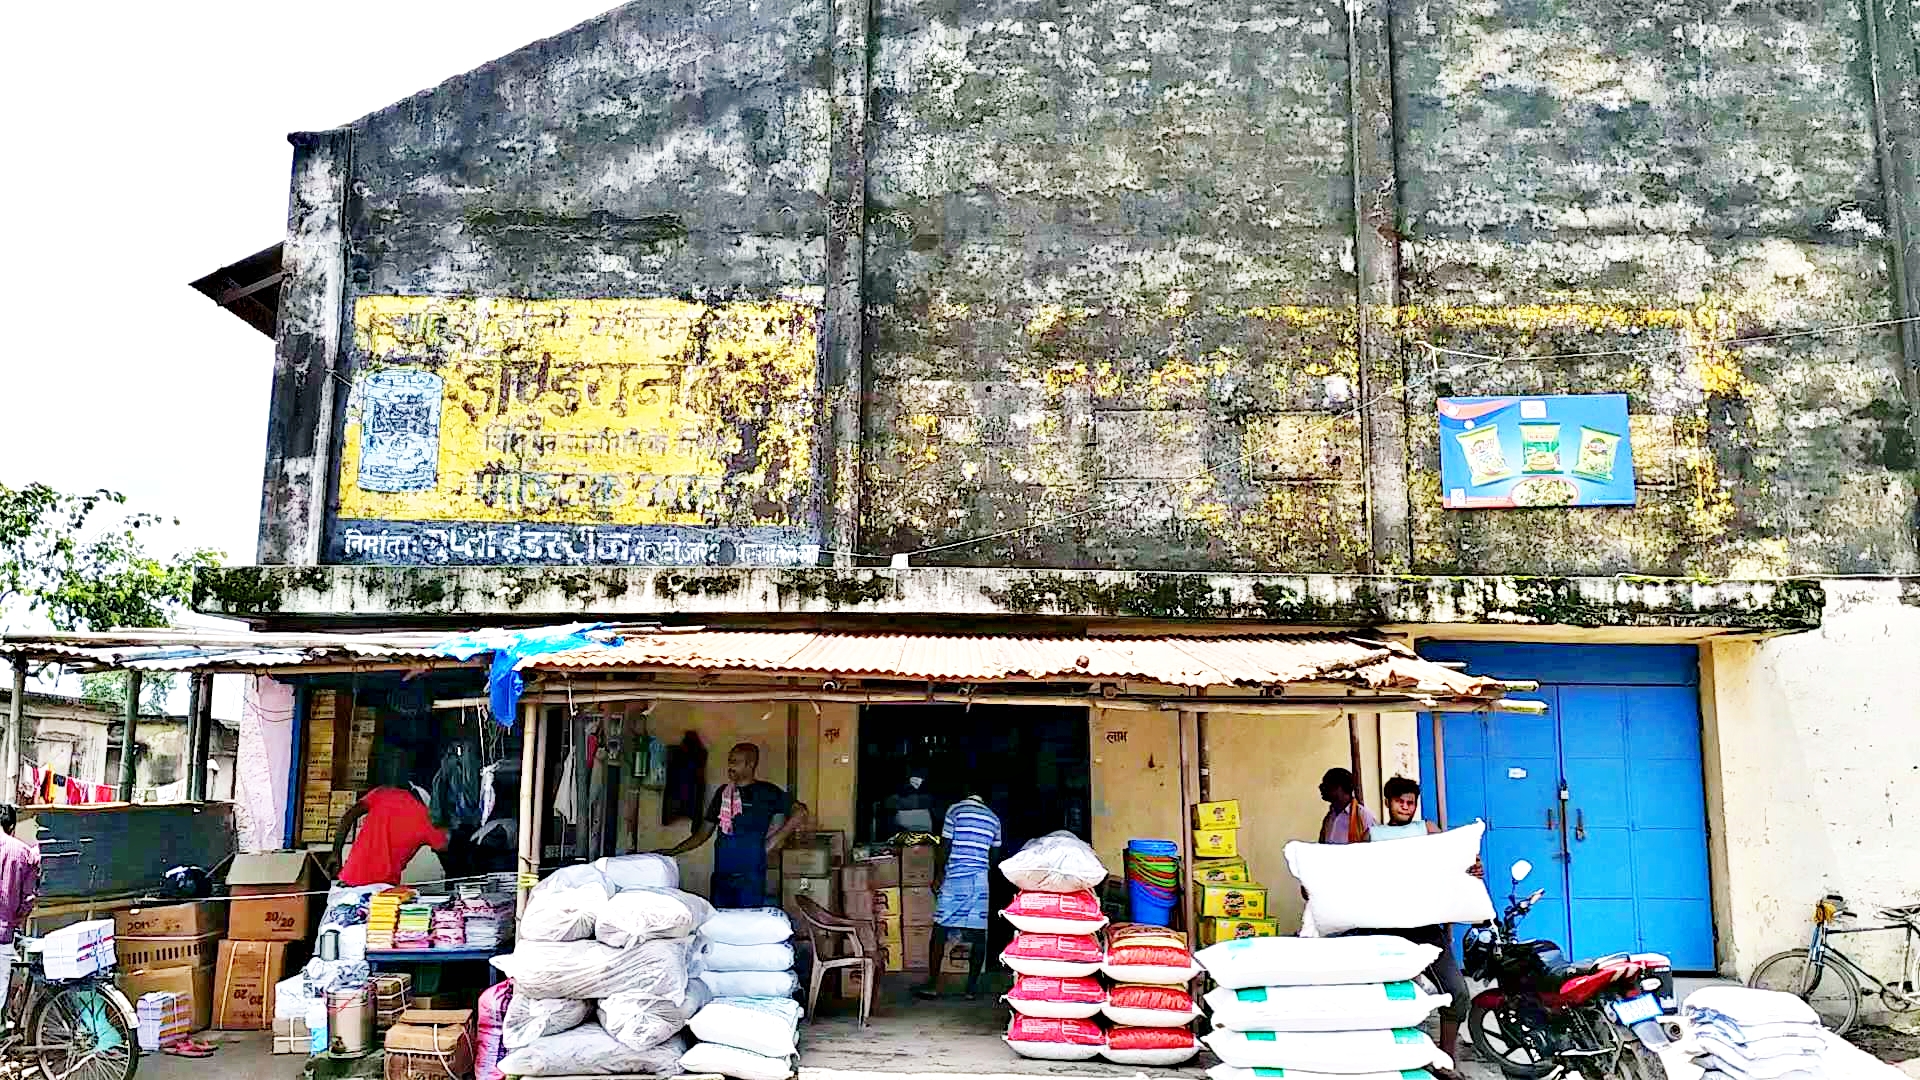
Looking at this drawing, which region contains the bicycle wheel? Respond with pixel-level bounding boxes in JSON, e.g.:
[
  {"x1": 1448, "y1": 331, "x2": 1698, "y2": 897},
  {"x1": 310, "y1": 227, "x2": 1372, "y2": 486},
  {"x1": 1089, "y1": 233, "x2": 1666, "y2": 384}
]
[
  {"x1": 29, "y1": 983, "x2": 138, "y2": 1080},
  {"x1": 1749, "y1": 948, "x2": 1860, "y2": 1034}
]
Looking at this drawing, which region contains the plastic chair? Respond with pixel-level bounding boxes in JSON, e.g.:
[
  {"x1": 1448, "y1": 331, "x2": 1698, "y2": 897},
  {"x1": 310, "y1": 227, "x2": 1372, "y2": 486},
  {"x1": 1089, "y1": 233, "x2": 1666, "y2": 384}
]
[{"x1": 794, "y1": 895, "x2": 875, "y2": 1026}]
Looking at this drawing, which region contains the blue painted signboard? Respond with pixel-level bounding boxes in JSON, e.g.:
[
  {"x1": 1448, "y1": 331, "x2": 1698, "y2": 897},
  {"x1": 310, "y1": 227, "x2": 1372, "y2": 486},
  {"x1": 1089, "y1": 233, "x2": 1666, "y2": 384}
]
[{"x1": 1438, "y1": 394, "x2": 1636, "y2": 509}]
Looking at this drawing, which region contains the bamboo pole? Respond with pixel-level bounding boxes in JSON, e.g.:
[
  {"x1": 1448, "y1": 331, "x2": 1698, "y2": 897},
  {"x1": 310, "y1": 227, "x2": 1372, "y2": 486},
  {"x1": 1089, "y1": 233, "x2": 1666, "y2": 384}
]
[{"x1": 517, "y1": 699, "x2": 540, "y2": 917}]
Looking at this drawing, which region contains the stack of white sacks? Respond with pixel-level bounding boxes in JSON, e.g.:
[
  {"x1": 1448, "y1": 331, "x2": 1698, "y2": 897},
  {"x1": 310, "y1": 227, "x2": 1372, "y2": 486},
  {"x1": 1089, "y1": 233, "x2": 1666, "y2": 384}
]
[
  {"x1": 1658, "y1": 986, "x2": 1907, "y2": 1080},
  {"x1": 1191, "y1": 823, "x2": 1497, "y2": 1079},
  {"x1": 1198, "y1": 936, "x2": 1456, "y2": 1079},
  {"x1": 490, "y1": 855, "x2": 708, "y2": 1077},
  {"x1": 681, "y1": 908, "x2": 803, "y2": 1080}
]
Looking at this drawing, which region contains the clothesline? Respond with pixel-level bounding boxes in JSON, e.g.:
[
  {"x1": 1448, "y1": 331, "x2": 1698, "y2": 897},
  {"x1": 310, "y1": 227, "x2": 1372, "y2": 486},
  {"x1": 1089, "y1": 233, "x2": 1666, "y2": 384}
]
[{"x1": 19, "y1": 764, "x2": 116, "y2": 807}]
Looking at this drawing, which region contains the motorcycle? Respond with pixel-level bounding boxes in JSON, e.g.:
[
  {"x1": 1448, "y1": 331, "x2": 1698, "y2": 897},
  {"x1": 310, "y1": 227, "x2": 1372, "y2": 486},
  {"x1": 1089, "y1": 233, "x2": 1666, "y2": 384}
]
[{"x1": 1462, "y1": 860, "x2": 1676, "y2": 1079}]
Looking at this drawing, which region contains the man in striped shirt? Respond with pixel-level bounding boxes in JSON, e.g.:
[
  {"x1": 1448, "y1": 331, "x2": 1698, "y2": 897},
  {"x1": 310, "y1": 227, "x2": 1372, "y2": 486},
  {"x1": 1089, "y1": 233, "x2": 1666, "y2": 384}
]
[{"x1": 913, "y1": 793, "x2": 1002, "y2": 1000}]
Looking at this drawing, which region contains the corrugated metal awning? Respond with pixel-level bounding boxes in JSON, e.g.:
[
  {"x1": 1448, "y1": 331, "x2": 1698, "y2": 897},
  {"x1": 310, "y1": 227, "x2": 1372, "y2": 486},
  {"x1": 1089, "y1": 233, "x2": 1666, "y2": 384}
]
[{"x1": 526, "y1": 630, "x2": 1510, "y2": 697}]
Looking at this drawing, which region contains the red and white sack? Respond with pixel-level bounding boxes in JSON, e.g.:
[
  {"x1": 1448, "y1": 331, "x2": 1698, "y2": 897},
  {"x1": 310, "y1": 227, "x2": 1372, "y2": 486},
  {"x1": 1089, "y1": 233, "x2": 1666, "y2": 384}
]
[
  {"x1": 1102, "y1": 923, "x2": 1200, "y2": 985},
  {"x1": 1102, "y1": 1025, "x2": 1200, "y2": 1066},
  {"x1": 1004, "y1": 1015, "x2": 1105, "y2": 1062},
  {"x1": 1001, "y1": 890, "x2": 1108, "y2": 935},
  {"x1": 1003, "y1": 976, "x2": 1107, "y2": 1019},
  {"x1": 1102, "y1": 983, "x2": 1200, "y2": 1028},
  {"x1": 475, "y1": 979, "x2": 513, "y2": 1080},
  {"x1": 1001, "y1": 932, "x2": 1104, "y2": 978}
]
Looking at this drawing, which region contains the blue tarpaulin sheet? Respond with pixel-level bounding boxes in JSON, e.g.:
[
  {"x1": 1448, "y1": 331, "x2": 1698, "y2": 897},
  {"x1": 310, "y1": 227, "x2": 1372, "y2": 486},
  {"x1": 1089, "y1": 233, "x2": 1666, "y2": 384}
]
[{"x1": 430, "y1": 624, "x2": 617, "y2": 727}]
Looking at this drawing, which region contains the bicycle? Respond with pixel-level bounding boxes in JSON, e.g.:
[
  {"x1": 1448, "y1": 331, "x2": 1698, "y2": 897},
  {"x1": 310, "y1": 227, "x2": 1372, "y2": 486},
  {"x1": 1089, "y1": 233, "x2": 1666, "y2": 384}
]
[
  {"x1": 0, "y1": 938, "x2": 139, "y2": 1080},
  {"x1": 1749, "y1": 893, "x2": 1920, "y2": 1035}
]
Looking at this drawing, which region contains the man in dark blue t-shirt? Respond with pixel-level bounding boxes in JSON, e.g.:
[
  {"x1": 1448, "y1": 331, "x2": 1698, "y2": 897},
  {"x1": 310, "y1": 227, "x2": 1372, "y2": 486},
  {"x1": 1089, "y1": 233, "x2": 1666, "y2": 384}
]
[{"x1": 659, "y1": 742, "x2": 808, "y2": 907}]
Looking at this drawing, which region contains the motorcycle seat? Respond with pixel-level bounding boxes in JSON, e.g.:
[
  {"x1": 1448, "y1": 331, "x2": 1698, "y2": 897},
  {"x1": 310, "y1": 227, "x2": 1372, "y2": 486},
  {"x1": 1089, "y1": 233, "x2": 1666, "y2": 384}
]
[{"x1": 1545, "y1": 957, "x2": 1602, "y2": 980}]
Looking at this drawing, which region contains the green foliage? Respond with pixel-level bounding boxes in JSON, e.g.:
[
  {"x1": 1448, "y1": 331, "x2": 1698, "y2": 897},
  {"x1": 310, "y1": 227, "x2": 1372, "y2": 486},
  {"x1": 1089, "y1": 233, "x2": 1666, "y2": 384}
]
[
  {"x1": 0, "y1": 482, "x2": 223, "y2": 631},
  {"x1": 78, "y1": 670, "x2": 176, "y2": 714}
]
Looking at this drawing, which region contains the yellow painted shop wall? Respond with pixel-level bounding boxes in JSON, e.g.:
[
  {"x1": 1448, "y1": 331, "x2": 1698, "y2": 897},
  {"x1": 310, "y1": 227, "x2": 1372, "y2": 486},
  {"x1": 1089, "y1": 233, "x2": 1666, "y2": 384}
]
[
  {"x1": 1202, "y1": 710, "x2": 1357, "y2": 933},
  {"x1": 1089, "y1": 708, "x2": 1186, "y2": 879}
]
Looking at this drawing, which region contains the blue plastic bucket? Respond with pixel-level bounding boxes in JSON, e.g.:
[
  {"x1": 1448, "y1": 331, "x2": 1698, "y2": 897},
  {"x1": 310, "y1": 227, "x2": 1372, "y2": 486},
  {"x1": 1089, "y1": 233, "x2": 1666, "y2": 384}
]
[
  {"x1": 1128, "y1": 839, "x2": 1179, "y2": 856},
  {"x1": 1129, "y1": 879, "x2": 1176, "y2": 926}
]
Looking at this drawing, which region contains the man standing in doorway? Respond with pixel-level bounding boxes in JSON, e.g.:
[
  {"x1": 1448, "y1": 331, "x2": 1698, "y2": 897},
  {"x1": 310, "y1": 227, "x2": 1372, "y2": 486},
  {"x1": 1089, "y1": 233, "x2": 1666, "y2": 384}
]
[
  {"x1": 659, "y1": 743, "x2": 809, "y2": 908},
  {"x1": 914, "y1": 791, "x2": 1001, "y2": 1001},
  {"x1": 1318, "y1": 767, "x2": 1376, "y2": 844}
]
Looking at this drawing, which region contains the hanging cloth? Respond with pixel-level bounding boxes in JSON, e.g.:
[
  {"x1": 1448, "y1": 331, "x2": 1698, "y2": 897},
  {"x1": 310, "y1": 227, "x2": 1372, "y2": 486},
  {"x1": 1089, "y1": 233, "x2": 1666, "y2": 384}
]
[
  {"x1": 431, "y1": 743, "x2": 483, "y2": 828},
  {"x1": 639, "y1": 734, "x2": 667, "y2": 790},
  {"x1": 553, "y1": 749, "x2": 579, "y2": 826},
  {"x1": 661, "y1": 732, "x2": 707, "y2": 826}
]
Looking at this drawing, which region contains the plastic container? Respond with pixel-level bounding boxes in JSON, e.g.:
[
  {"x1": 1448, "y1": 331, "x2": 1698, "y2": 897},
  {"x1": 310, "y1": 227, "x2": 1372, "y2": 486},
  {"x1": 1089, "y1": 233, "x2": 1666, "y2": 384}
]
[
  {"x1": 1129, "y1": 879, "x2": 1176, "y2": 926},
  {"x1": 327, "y1": 987, "x2": 374, "y2": 1057}
]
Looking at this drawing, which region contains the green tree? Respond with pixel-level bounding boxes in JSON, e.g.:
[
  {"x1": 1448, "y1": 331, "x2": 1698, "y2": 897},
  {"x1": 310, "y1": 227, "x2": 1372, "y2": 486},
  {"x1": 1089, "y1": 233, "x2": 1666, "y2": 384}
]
[
  {"x1": 0, "y1": 482, "x2": 223, "y2": 632},
  {"x1": 78, "y1": 670, "x2": 177, "y2": 714}
]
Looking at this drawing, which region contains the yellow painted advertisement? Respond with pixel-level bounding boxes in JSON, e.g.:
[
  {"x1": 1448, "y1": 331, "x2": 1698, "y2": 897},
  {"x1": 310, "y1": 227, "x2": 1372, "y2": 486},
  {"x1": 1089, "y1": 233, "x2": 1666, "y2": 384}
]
[{"x1": 330, "y1": 296, "x2": 822, "y2": 566}]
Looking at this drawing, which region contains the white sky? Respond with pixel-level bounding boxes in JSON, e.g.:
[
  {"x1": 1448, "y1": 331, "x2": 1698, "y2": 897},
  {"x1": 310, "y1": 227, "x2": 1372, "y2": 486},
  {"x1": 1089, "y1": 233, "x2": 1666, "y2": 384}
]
[
  {"x1": 0, "y1": 2, "x2": 619, "y2": 715},
  {"x1": 0, "y1": 1, "x2": 620, "y2": 564}
]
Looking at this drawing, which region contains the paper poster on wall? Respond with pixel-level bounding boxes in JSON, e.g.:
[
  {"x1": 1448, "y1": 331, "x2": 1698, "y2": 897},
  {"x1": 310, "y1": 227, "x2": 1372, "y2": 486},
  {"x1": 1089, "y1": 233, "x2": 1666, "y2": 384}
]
[{"x1": 1438, "y1": 394, "x2": 1636, "y2": 509}]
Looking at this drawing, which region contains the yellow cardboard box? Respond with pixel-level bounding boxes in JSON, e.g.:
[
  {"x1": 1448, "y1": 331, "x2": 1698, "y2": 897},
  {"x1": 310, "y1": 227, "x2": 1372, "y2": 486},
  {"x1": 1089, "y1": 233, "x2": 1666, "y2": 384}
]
[
  {"x1": 1193, "y1": 857, "x2": 1251, "y2": 885},
  {"x1": 868, "y1": 887, "x2": 903, "y2": 921},
  {"x1": 1198, "y1": 882, "x2": 1268, "y2": 918},
  {"x1": 1192, "y1": 800, "x2": 1242, "y2": 830},
  {"x1": 1200, "y1": 916, "x2": 1280, "y2": 945},
  {"x1": 1193, "y1": 828, "x2": 1238, "y2": 858}
]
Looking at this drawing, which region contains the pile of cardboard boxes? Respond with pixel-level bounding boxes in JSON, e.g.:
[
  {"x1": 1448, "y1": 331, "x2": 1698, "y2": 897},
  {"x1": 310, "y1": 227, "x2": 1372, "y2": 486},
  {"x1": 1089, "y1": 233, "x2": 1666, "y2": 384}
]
[
  {"x1": 115, "y1": 899, "x2": 226, "y2": 1036},
  {"x1": 1190, "y1": 799, "x2": 1279, "y2": 945},
  {"x1": 300, "y1": 691, "x2": 375, "y2": 845},
  {"x1": 214, "y1": 850, "x2": 325, "y2": 1032},
  {"x1": 834, "y1": 842, "x2": 944, "y2": 993}
]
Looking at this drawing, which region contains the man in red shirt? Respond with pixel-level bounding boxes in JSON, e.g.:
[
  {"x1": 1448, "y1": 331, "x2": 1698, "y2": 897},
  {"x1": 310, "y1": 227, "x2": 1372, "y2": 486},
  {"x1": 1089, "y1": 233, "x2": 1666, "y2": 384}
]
[{"x1": 332, "y1": 784, "x2": 448, "y2": 888}]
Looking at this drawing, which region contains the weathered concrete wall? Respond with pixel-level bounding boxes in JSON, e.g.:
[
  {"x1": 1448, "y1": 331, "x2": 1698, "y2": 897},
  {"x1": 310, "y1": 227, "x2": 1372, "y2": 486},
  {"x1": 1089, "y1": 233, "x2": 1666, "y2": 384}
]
[
  {"x1": 1702, "y1": 579, "x2": 1920, "y2": 981},
  {"x1": 859, "y1": 0, "x2": 1367, "y2": 569},
  {"x1": 256, "y1": 0, "x2": 1916, "y2": 577},
  {"x1": 1397, "y1": 1, "x2": 1914, "y2": 577}
]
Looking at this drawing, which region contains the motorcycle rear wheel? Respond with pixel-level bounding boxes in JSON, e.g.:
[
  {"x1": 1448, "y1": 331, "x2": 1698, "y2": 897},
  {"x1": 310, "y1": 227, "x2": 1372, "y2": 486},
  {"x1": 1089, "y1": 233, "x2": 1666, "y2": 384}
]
[
  {"x1": 1749, "y1": 948, "x2": 1861, "y2": 1034},
  {"x1": 1616, "y1": 1044, "x2": 1669, "y2": 1080},
  {"x1": 1467, "y1": 1002, "x2": 1556, "y2": 1078}
]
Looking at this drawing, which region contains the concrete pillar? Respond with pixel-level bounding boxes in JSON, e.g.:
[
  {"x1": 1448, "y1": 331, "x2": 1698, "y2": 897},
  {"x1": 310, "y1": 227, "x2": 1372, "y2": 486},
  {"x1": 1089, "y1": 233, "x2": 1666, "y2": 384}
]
[
  {"x1": 819, "y1": 0, "x2": 870, "y2": 565},
  {"x1": 258, "y1": 128, "x2": 351, "y2": 566},
  {"x1": 1344, "y1": 0, "x2": 1412, "y2": 573}
]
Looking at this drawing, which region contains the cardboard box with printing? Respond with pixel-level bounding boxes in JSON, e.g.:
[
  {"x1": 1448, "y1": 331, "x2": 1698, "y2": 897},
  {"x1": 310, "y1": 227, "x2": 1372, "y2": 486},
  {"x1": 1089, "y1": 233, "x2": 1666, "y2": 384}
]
[
  {"x1": 899, "y1": 844, "x2": 937, "y2": 886},
  {"x1": 120, "y1": 964, "x2": 214, "y2": 1035},
  {"x1": 902, "y1": 923, "x2": 932, "y2": 971},
  {"x1": 227, "y1": 851, "x2": 325, "y2": 941},
  {"x1": 841, "y1": 857, "x2": 898, "y2": 892},
  {"x1": 901, "y1": 886, "x2": 935, "y2": 927},
  {"x1": 214, "y1": 940, "x2": 297, "y2": 1030},
  {"x1": 114, "y1": 901, "x2": 225, "y2": 940}
]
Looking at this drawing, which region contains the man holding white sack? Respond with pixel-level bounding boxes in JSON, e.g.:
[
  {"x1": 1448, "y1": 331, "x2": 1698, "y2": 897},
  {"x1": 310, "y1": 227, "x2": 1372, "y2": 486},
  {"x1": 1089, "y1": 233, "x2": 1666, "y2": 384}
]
[{"x1": 1359, "y1": 775, "x2": 1481, "y2": 1078}]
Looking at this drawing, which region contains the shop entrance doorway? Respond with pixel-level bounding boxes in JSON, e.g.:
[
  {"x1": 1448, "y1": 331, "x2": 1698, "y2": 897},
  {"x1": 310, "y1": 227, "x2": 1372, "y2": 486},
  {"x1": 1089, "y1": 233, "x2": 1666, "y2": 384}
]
[{"x1": 856, "y1": 704, "x2": 1092, "y2": 956}]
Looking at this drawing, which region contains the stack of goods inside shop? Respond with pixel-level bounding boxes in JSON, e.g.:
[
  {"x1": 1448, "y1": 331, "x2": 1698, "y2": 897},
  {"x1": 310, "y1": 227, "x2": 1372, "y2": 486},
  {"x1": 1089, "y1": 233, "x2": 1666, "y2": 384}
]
[
  {"x1": 830, "y1": 836, "x2": 937, "y2": 985},
  {"x1": 1197, "y1": 935, "x2": 1455, "y2": 1079},
  {"x1": 1190, "y1": 799, "x2": 1279, "y2": 946},
  {"x1": 996, "y1": 830, "x2": 1203, "y2": 1066}
]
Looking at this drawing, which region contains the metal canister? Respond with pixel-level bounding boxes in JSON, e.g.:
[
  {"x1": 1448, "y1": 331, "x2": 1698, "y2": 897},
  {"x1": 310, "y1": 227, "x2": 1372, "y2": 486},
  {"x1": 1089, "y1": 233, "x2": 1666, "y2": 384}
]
[{"x1": 326, "y1": 986, "x2": 374, "y2": 1057}]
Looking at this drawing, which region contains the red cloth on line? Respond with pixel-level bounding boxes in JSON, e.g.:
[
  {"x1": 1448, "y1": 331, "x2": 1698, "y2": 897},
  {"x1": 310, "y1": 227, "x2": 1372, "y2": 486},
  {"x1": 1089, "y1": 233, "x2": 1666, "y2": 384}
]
[{"x1": 339, "y1": 787, "x2": 449, "y2": 887}]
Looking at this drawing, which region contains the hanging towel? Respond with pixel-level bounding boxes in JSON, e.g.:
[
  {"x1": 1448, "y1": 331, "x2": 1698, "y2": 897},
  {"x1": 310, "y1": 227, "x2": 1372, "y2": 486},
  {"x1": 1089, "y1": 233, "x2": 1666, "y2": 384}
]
[{"x1": 716, "y1": 784, "x2": 744, "y2": 836}]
